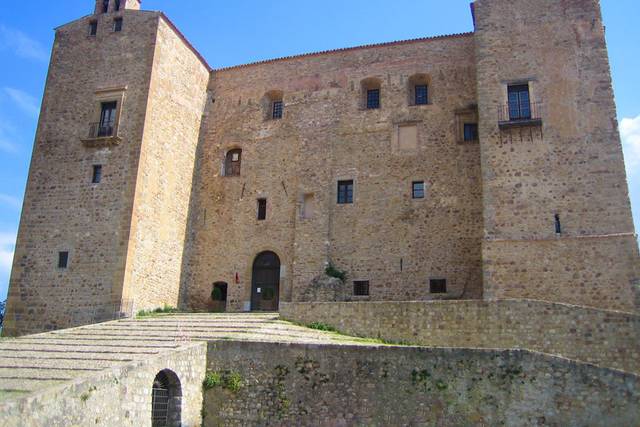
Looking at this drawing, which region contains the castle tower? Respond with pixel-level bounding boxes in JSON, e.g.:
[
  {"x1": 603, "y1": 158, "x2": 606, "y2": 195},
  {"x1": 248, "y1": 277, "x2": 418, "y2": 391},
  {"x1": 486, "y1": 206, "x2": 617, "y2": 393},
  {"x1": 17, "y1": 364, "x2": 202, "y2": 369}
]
[
  {"x1": 3, "y1": 1, "x2": 210, "y2": 336},
  {"x1": 473, "y1": 0, "x2": 639, "y2": 312}
]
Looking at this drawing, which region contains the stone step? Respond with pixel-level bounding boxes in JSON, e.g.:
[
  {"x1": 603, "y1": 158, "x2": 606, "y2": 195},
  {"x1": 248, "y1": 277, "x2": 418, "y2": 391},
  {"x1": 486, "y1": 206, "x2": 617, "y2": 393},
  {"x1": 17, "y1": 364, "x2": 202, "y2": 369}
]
[
  {"x1": 0, "y1": 351, "x2": 136, "y2": 362},
  {"x1": 0, "y1": 378, "x2": 66, "y2": 393}
]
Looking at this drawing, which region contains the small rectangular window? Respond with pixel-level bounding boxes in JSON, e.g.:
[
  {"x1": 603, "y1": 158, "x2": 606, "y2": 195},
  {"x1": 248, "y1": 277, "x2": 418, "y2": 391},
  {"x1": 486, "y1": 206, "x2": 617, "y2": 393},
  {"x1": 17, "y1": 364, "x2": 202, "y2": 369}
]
[
  {"x1": 113, "y1": 18, "x2": 123, "y2": 32},
  {"x1": 272, "y1": 100, "x2": 283, "y2": 120},
  {"x1": 463, "y1": 123, "x2": 479, "y2": 142},
  {"x1": 89, "y1": 21, "x2": 98, "y2": 36},
  {"x1": 92, "y1": 165, "x2": 102, "y2": 184},
  {"x1": 353, "y1": 281, "x2": 370, "y2": 296},
  {"x1": 412, "y1": 181, "x2": 425, "y2": 199},
  {"x1": 257, "y1": 199, "x2": 267, "y2": 221},
  {"x1": 430, "y1": 279, "x2": 447, "y2": 294},
  {"x1": 555, "y1": 214, "x2": 562, "y2": 234},
  {"x1": 337, "y1": 180, "x2": 354, "y2": 204},
  {"x1": 58, "y1": 251, "x2": 69, "y2": 269},
  {"x1": 302, "y1": 193, "x2": 314, "y2": 219},
  {"x1": 415, "y1": 85, "x2": 428, "y2": 105},
  {"x1": 114, "y1": 0, "x2": 121, "y2": 11},
  {"x1": 366, "y1": 89, "x2": 380, "y2": 109},
  {"x1": 102, "y1": 0, "x2": 109, "y2": 13}
]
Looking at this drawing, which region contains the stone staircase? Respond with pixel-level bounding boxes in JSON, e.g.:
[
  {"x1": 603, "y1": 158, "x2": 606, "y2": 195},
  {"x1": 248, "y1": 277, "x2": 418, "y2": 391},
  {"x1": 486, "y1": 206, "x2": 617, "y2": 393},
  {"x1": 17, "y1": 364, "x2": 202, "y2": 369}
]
[{"x1": 0, "y1": 313, "x2": 367, "y2": 400}]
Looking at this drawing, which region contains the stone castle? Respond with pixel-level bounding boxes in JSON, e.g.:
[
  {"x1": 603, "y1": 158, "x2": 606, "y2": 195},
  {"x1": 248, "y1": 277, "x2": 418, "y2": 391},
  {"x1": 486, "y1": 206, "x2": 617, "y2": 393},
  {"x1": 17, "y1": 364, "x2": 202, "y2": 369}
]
[
  {"x1": 0, "y1": 1, "x2": 639, "y2": 425},
  {"x1": 2, "y1": 0, "x2": 639, "y2": 337}
]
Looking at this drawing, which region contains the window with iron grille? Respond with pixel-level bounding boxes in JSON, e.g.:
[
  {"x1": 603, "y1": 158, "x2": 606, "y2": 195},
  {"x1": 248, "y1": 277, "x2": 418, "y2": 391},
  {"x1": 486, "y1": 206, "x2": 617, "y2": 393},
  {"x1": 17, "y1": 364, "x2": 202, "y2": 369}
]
[
  {"x1": 58, "y1": 251, "x2": 69, "y2": 269},
  {"x1": 257, "y1": 199, "x2": 267, "y2": 221},
  {"x1": 367, "y1": 89, "x2": 380, "y2": 109},
  {"x1": 508, "y1": 84, "x2": 531, "y2": 120},
  {"x1": 89, "y1": 21, "x2": 98, "y2": 36},
  {"x1": 430, "y1": 279, "x2": 447, "y2": 294},
  {"x1": 412, "y1": 181, "x2": 425, "y2": 199},
  {"x1": 224, "y1": 149, "x2": 241, "y2": 177},
  {"x1": 463, "y1": 123, "x2": 479, "y2": 141},
  {"x1": 98, "y1": 101, "x2": 117, "y2": 137},
  {"x1": 415, "y1": 85, "x2": 428, "y2": 105},
  {"x1": 337, "y1": 180, "x2": 354, "y2": 204},
  {"x1": 113, "y1": 17, "x2": 123, "y2": 32},
  {"x1": 353, "y1": 281, "x2": 370, "y2": 296},
  {"x1": 272, "y1": 100, "x2": 283, "y2": 119},
  {"x1": 92, "y1": 165, "x2": 102, "y2": 184}
]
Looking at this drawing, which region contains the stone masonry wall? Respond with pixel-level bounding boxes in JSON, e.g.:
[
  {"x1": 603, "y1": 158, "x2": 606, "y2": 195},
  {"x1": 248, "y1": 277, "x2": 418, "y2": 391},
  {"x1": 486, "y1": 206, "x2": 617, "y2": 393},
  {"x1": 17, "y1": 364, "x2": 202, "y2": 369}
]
[
  {"x1": 203, "y1": 341, "x2": 640, "y2": 427},
  {"x1": 182, "y1": 34, "x2": 484, "y2": 312},
  {"x1": 122, "y1": 17, "x2": 209, "y2": 312},
  {"x1": 0, "y1": 343, "x2": 207, "y2": 427},
  {"x1": 280, "y1": 300, "x2": 640, "y2": 374},
  {"x1": 474, "y1": 0, "x2": 639, "y2": 311},
  {"x1": 3, "y1": 10, "x2": 162, "y2": 336}
]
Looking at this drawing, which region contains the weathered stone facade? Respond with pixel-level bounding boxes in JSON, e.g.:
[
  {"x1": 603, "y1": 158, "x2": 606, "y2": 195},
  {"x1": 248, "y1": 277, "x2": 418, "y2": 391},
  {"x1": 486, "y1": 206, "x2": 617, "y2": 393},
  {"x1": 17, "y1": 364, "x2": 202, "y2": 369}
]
[{"x1": 3, "y1": 0, "x2": 640, "y2": 336}]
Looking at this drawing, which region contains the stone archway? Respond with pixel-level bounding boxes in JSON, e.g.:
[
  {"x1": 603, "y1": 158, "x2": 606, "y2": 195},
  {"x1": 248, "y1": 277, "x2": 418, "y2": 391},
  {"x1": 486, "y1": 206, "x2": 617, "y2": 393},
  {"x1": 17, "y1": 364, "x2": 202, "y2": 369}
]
[{"x1": 151, "y1": 369, "x2": 182, "y2": 427}]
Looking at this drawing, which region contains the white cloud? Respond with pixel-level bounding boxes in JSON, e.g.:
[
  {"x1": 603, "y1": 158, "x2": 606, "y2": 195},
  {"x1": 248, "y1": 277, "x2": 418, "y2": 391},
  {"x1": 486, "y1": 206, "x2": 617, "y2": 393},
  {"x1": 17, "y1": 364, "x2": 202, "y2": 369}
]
[
  {"x1": 4, "y1": 88, "x2": 39, "y2": 118},
  {"x1": 0, "y1": 194, "x2": 21, "y2": 210},
  {"x1": 0, "y1": 119, "x2": 19, "y2": 154},
  {"x1": 0, "y1": 25, "x2": 48, "y2": 62},
  {"x1": 621, "y1": 115, "x2": 640, "y2": 177}
]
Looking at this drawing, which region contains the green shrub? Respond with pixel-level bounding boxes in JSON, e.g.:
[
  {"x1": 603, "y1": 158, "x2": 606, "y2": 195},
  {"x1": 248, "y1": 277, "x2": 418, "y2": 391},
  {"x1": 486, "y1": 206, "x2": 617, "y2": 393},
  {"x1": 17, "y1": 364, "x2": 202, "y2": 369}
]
[
  {"x1": 137, "y1": 305, "x2": 179, "y2": 318},
  {"x1": 325, "y1": 263, "x2": 346, "y2": 281},
  {"x1": 224, "y1": 371, "x2": 243, "y2": 393},
  {"x1": 203, "y1": 371, "x2": 222, "y2": 390},
  {"x1": 202, "y1": 370, "x2": 243, "y2": 393},
  {"x1": 307, "y1": 322, "x2": 337, "y2": 332}
]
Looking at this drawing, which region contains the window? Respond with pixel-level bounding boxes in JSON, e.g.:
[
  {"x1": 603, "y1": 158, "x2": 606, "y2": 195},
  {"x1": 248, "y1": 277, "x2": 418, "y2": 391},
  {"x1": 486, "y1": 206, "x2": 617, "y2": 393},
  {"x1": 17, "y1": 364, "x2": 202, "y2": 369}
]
[
  {"x1": 555, "y1": 214, "x2": 562, "y2": 234},
  {"x1": 58, "y1": 251, "x2": 69, "y2": 269},
  {"x1": 257, "y1": 199, "x2": 267, "y2": 221},
  {"x1": 412, "y1": 181, "x2": 425, "y2": 199},
  {"x1": 337, "y1": 180, "x2": 354, "y2": 204},
  {"x1": 508, "y1": 84, "x2": 531, "y2": 120},
  {"x1": 102, "y1": 0, "x2": 109, "y2": 13},
  {"x1": 353, "y1": 281, "x2": 370, "y2": 296},
  {"x1": 92, "y1": 165, "x2": 102, "y2": 184},
  {"x1": 272, "y1": 100, "x2": 283, "y2": 120},
  {"x1": 224, "y1": 149, "x2": 242, "y2": 177},
  {"x1": 430, "y1": 279, "x2": 447, "y2": 294},
  {"x1": 212, "y1": 282, "x2": 228, "y2": 303},
  {"x1": 366, "y1": 89, "x2": 380, "y2": 109},
  {"x1": 463, "y1": 123, "x2": 479, "y2": 142},
  {"x1": 415, "y1": 85, "x2": 428, "y2": 105},
  {"x1": 113, "y1": 18, "x2": 123, "y2": 32},
  {"x1": 98, "y1": 101, "x2": 117, "y2": 137},
  {"x1": 89, "y1": 21, "x2": 98, "y2": 36},
  {"x1": 396, "y1": 124, "x2": 418, "y2": 152},
  {"x1": 114, "y1": 0, "x2": 121, "y2": 11}
]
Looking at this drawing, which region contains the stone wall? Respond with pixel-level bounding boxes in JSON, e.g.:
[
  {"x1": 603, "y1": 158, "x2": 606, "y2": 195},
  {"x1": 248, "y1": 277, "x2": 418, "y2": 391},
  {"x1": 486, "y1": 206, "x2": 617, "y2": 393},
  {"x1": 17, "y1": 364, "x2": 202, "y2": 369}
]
[
  {"x1": 122, "y1": 16, "x2": 209, "y2": 312},
  {"x1": 0, "y1": 343, "x2": 206, "y2": 427},
  {"x1": 280, "y1": 299, "x2": 640, "y2": 374},
  {"x1": 203, "y1": 341, "x2": 640, "y2": 426},
  {"x1": 181, "y1": 34, "x2": 484, "y2": 312},
  {"x1": 474, "y1": 0, "x2": 639, "y2": 312}
]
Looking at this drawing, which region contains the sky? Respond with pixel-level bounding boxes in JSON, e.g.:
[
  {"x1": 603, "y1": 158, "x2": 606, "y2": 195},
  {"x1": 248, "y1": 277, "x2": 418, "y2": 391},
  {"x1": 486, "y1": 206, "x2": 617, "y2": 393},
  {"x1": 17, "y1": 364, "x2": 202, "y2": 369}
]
[{"x1": 0, "y1": 0, "x2": 639, "y2": 301}]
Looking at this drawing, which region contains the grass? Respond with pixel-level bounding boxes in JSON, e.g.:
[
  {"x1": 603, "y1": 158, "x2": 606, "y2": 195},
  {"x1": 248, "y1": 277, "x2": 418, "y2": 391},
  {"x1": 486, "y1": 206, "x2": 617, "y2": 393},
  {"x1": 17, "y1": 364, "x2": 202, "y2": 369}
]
[
  {"x1": 203, "y1": 370, "x2": 243, "y2": 393},
  {"x1": 136, "y1": 305, "x2": 180, "y2": 318}
]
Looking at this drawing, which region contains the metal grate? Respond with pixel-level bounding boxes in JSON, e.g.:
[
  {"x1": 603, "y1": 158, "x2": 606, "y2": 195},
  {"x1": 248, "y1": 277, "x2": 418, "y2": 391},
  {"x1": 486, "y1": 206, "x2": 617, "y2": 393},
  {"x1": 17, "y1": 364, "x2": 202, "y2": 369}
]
[
  {"x1": 151, "y1": 387, "x2": 169, "y2": 427},
  {"x1": 415, "y1": 85, "x2": 428, "y2": 105},
  {"x1": 272, "y1": 100, "x2": 283, "y2": 119},
  {"x1": 366, "y1": 89, "x2": 380, "y2": 109}
]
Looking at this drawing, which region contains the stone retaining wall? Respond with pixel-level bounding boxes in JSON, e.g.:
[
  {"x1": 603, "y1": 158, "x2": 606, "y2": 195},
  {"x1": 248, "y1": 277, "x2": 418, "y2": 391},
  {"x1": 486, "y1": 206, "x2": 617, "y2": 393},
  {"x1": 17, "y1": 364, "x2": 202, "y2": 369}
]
[
  {"x1": 280, "y1": 299, "x2": 640, "y2": 374},
  {"x1": 203, "y1": 341, "x2": 640, "y2": 427},
  {"x1": 0, "y1": 343, "x2": 207, "y2": 427}
]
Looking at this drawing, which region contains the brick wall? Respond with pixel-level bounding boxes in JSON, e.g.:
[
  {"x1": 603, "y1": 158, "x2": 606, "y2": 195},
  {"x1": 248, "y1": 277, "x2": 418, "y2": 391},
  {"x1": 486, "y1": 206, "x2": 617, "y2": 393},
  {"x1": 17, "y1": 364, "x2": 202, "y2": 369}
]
[{"x1": 280, "y1": 300, "x2": 640, "y2": 374}]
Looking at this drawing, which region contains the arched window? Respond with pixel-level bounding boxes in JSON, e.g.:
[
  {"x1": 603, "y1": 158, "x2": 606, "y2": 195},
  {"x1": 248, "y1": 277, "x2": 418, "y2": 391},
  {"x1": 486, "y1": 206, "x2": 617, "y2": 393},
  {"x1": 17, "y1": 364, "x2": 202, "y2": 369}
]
[
  {"x1": 224, "y1": 149, "x2": 242, "y2": 177},
  {"x1": 408, "y1": 74, "x2": 431, "y2": 106},
  {"x1": 152, "y1": 370, "x2": 182, "y2": 427},
  {"x1": 361, "y1": 78, "x2": 382, "y2": 109}
]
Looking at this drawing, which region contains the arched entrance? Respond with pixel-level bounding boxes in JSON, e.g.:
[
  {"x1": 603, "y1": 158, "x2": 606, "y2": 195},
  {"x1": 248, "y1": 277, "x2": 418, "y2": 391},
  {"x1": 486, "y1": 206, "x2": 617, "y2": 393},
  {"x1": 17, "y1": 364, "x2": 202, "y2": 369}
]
[
  {"x1": 151, "y1": 369, "x2": 182, "y2": 427},
  {"x1": 251, "y1": 251, "x2": 281, "y2": 311}
]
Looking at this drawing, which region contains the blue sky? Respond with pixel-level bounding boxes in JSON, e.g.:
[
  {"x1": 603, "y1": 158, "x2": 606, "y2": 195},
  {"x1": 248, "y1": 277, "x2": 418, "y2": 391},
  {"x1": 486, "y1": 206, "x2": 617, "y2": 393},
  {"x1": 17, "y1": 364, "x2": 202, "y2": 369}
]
[{"x1": 0, "y1": 0, "x2": 638, "y2": 301}]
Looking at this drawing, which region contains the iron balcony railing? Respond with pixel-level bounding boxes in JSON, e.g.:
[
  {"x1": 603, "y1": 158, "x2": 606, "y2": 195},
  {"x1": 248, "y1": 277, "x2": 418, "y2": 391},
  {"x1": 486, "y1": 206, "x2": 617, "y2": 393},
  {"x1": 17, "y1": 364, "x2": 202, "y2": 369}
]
[
  {"x1": 498, "y1": 101, "x2": 543, "y2": 125},
  {"x1": 88, "y1": 121, "x2": 116, "y2": 138}
]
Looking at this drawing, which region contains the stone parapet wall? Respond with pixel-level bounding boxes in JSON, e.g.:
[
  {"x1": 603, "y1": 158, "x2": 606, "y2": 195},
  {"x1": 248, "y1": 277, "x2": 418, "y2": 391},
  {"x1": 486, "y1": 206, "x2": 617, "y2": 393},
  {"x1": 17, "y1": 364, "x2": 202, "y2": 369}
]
[
  {"x1": 0, "y1": 343, "x2": 206, "y2": 427},
  {"x1": 204, "y1": 341, "x2": 640, "y2": 426},
  {"x1": 280, "y1": 299, "x2": 640, "y2": 374}
]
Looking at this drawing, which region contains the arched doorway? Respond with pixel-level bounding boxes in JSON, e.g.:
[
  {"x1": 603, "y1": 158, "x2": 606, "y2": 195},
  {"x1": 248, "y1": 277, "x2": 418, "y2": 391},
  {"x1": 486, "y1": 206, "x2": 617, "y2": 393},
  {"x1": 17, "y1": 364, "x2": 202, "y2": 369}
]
[
  {"x1": 151, "y1": 369, "x2": 182, "y2": 427},
  {"x1": 251, "y1": 251, "x2": 281, "y2": 311}
]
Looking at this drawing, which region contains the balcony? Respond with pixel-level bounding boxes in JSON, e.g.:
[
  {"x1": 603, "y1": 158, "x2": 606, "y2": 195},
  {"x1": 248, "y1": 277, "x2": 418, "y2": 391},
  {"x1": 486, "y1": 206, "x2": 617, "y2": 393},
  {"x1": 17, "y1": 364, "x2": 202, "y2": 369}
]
[
  {"x1": 498, "y1": 102, "x2": 543, "y2": 128},
  {"x1": 82, "y1": 122, "x2": 121, "y2": 147}
]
